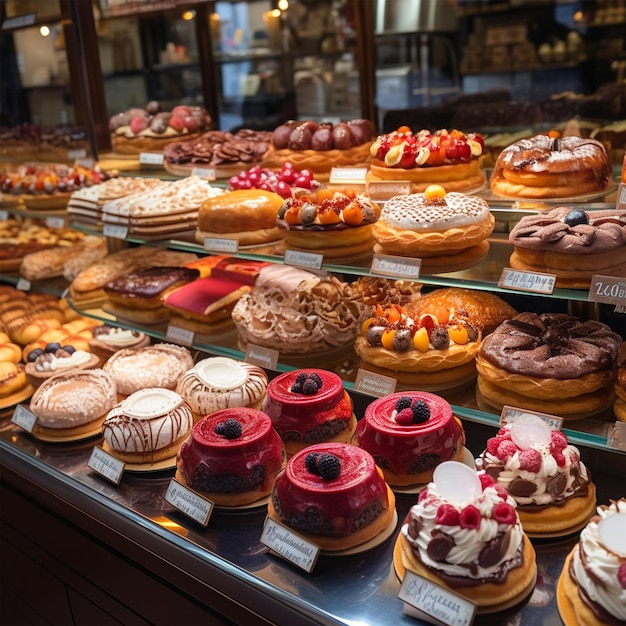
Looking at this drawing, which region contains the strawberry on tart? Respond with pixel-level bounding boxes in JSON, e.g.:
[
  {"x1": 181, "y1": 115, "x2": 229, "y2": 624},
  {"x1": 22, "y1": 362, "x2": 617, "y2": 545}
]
[{"x1": 367, "y1": 127, "x2": 486, "y2": 193}]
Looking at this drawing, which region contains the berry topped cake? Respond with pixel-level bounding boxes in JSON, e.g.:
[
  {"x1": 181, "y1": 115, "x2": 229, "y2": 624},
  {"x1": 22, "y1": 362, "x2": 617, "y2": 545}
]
[
  {"x1": 558, "y1": 498, "x2": 626, "y2": 626},
  {"x1": 478, "y1": 417, "x2": 597, "y2": 536},
  {"x1": 354, "y1": 391, "x2": 465, "y2": 487},
  {"x1": 176, "y1": 407, "x2": 284, "y2": 506},
  {"x1": 397, "y1": 461, "x2": 537, "y2": 611},
  {"x1": 367, "y1": 127, "x2": 486, "y2": 193},
  {"x1": 261, "y1": 369, "x2": 356, "y2": 456},
  {"x1": 268, "y1": 442, "x2": 396, "y2": 551}
]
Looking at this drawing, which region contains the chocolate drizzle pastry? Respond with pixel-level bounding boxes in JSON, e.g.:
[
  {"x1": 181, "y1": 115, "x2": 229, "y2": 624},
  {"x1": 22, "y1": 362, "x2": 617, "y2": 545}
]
[{"x1": 479, "y1": 312, "x2": 621, "y2": 379}]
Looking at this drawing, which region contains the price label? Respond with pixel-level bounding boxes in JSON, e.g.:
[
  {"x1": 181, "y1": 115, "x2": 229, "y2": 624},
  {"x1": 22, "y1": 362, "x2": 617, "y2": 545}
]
[
  {"x1": 102, "y1": 223, "x2": 129, "y2": 239},
  {"x1": 68, "y1": 149, "x2": 87, "y2": 160},
  {"x1": 165, "y1": 325, "x2": 194, "y2": 347},
  {"x1": 399, "y1": 570, "x2": 477, "y2": 626},
  {"x1": 245, "y1": 343, "x2": 279, "y2": 370},
  {"x1": 261, "y1": 517, "x2": 320, "y2": 573},
  {"x1": 88, "y1": 446, "x2": 125, "y2": 485},
  {"x1": 0, "y1": 210, "x2": 9, "y2": 221},
  {"x1": 165, "y1": 479, "x2": 213, "y2": 526},
  {"x1": 354, "y1": 369, "x2": 397, "y2": 397},
  {"x1": 499, "y1": 268, "x2": 556, "y2": 294},
  {"x1": 11, "y1": 404, "x2": 37, "y2": 433},
  {"x1": 75, "y1": 158, "x2": 95, "y2": 169},
  {"x1": 284, "y1": 249, "x2": 323, "y2": 271},
  {"x1": 139, "y1": 152, "x2": 164, "y2": 166},
  {"x1": 16, "y1": 278, "x2": 31, "y2": 291},
  {"x1": 203, "y1": 237, "x2": 239, "y2": 254},
  {"x1": 45, "y1": 216, "x2": 66, "y2": 229},
  {"x1": 607, "y1": 422, "x2": 626, "y2": 451},
  {"x1": 370, "y1": 254, "x2": 421, "y2": 280},
  {"x1": 588, "y1": 275, "x2": 626, "y2": 306},
  {"x1": 366, "y1": 181, "x2": 411, "y2": 200},
  {"x1": 500, "y1": 405, "x2": 563, "y2": 431},
  {"x1": 329, "y1": 167, "x2": 368, "y2": 184},
  {"x1": 191, "y1": 167, "x2": 216, "y2": 180}
]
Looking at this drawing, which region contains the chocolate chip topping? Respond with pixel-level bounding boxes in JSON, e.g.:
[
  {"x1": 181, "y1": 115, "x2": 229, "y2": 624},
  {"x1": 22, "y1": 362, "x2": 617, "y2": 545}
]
[
  {"x1": 508, "y1": 477, "x2": 537, "y2": 498},
  {"x1": 426, "y1": 529, "x2": 455, "y2": 562}
]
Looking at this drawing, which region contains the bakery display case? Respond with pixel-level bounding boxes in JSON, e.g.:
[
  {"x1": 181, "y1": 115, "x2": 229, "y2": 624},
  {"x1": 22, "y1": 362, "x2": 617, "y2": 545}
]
[{"x1": 1, "y1": 2, "x2": 625, "y2": 623}]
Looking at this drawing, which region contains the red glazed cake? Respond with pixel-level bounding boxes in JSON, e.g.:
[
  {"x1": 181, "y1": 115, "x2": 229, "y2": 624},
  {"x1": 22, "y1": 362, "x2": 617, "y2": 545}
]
[
  {"x1": 175, "y1": 407, "x2": 284, "y2": 506},
  {"x1": 268, "y1": 442, "x2": 396, "y2": 551},
  {"x1": 261, "y1": 369, "x2": 357, "y2": 456},
  {"x1": 354, "y1": 391, "x2": 465, "y2": 487}
]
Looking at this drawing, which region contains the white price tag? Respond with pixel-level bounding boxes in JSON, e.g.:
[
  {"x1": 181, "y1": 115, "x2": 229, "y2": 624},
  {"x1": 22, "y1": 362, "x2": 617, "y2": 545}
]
[
  {"x1": 499, "y1": 268, "x2": 556, "y2": 294},
  {"x1": 329, "y1": 167, "x2": 368, "y2": 184},
  {"x1": 45, "y1": 216, "x2": 66, "y2": 229},
  {"x1": 261, "y1": 517, "x2": 319, "y2": 573},
  {"x1": 88, "y1": 446, "x2": 125, "y2": 485},
  {"x1": 191, "y1": 167, "x2": 216, "y2": 180},
  {"x1": 500, "y1": 405, "x2": 563, "y2": 431},
  {"x1": 102, "y1": 223, "x2": 129, "y2": 239},
  {"x1": 165, "y1": 325, "x2": 195, "y2": 347},
  {"x1": 139, "y1": 152, "x2": 164, "y2": 166},
  {"x1": 203, "y1": 237, "x2": 239, "y2": 254},
  {"x1": 16, "y1": 278, "x2": 31, "y2": 291},
  {"x1": 165, "y1": 479, "x2": 213, "y2": 526},
  {"x1": 354, "y1": 369, "x2": 397, "y2": 397},
  {"x1": 366, "y1": 180, "x2": 411, "y2": 200},
  {"x1": 399, "y1": 570, "x2": 477, "y2": 626},
  {"x1": 284, "y1": 249, "x2": 323, "y2": 270},
  {"x1": 11, "y1": 404, "x2": 37, "y2": 433},
  {"x1": 370, "y1": 254, "x2": 421, "y2": 280},
  {"x1": 0, "y1": 210, "x2": 9, "y2": 221},
  {"x1": 245, "y1": 343, "x2": 279, "y2": 370},
  {"x1": 67, "y1": 149, "x2": 87, "y2": 160}
]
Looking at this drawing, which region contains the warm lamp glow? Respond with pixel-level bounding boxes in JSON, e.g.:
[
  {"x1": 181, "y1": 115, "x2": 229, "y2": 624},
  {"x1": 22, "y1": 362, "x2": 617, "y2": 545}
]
[
  {"x1": 182, "y1": 10, "x2": 195, "y2": 20},
  {"x1": 278, "y1": 0, "x2": 288, "y2": 11},
  {"x1": 573, "y1": 10, "x2": 583, "y2": 22},
  {"x1": 40, "y1": 25, "x2": 50, "y2": 37}
]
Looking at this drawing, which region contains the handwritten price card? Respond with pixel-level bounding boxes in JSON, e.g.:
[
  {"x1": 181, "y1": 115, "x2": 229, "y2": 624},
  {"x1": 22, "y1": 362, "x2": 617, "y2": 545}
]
[
  {"x1": 261, "y1": 517, "x2": 320, "y2": 573},
  {"x1": 88, "y1": 446, "x2": 125, "y2": 485},
  {"x1": 499, "y1": 268, "x2": 556, "y2": 294},
  {"x1": 165, "y1": 479, "x2": 213, "y2": 526},
  {"x1": 588, "y1": 275, "x2": 626, "y2": 307}
]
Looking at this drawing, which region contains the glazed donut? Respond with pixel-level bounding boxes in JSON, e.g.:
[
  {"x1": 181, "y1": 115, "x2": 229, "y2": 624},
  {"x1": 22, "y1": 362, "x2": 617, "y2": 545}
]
[
  {"x1": 367, "y1": 127, "x2": 486, "y2": 193},
  {"x1": 176, "y1": 356, "x2": 268, "y2": 418},
  {"x1": 371, "y1": 187, "x2": 494, "y2": 261},
  {"x1": 490, "y1": 134, "x2": 612, "y2": 199},
  {"x1": 275, "y1": 188, "x2": 380, "y2": 260},
  {"x1": 195, "y1": 189, "x2": 284, "y2": 246}
]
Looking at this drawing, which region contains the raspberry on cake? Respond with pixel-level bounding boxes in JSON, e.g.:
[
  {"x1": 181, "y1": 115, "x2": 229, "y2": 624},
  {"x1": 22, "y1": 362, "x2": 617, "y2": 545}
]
[
  {"x1": 354, "y1": 302, "x2": 482, "y2": 389},
  {"x1": 558, "y1": 498, "x2": 626, "y2": 626},
  {"x1": 355, "y1": 391, "x2": 465, "y2": 487},
  {"x1": 478, "y1": 417, "x2": 597, "y2": 536},
  {"x1": 367, "y1": 127, "x2": 486, "y2": 193},
  {"x1": 261, "y1": 369, "x2": 356, "y2": 456},
  {"x1": 268, "y1": 442, "x2": 396, "y2": 551},
  {"x1": 397, "y1": 461, "x2": 537, "y2": 612},
  {"x1": 175, "y1": 407, "x2": 284, "y2": 507}
]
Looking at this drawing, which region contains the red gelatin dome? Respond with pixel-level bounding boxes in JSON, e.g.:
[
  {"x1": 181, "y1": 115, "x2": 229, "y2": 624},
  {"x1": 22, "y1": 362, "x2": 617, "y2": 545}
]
[
  {"x1": 261, "y1": 369, "x2": 355, "y2": 454},
  {"x1": 176, "y1": 407, "x2": 284, "y2": 505},
  {"x1": 270, "y1": 442, "x2": 392, "y2": 549},
  {"x1": 355, "y1": 391, "x2": 465, "y2": 487}
]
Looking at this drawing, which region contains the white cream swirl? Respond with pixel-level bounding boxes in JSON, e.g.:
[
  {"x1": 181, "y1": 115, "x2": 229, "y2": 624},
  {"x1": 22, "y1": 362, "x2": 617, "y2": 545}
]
[
  {"x1": 482, "y1": 443, "x2": 587, "y2": 506},
  {"x1": 36, "y1": 350, "x2": 92, "y2": 372},
  {"x1": 96, "y1": 328, "x2": 144, "y2": 347},
  {"x1": 571, "y1": 499, "x2": 626, "y2": 621},
  {"x1": 402, "y1": 482, "x2": 524, "y2": 581}
]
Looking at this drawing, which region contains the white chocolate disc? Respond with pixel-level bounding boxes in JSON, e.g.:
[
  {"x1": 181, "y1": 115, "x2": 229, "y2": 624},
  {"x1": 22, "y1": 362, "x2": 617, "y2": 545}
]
[
  {"x1": 598, "y1": 513, "x2": 626, "y2": 557},
  {"x1": 434, "y1": 461, "x2": 482, "y2": 506},
  {"x1": 120, "y1": 388, "x2": 182, "y2": 418},
  {"x1": 510, "y1": 416, "x2": 552, "y2": 450},
  {"x1": 193, "y1": 357, "x2": 248, "y2": 390}
]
